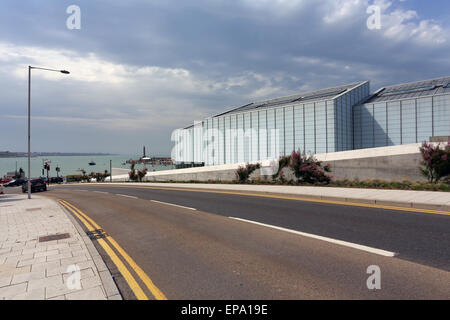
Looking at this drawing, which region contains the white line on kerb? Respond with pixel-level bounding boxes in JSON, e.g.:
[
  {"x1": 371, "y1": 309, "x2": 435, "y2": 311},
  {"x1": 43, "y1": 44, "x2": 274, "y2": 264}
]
[
  {"x1": 150, "y1": 200, "x2": 197, "y2": 211},
  {"x1": 229, "y1": 217, "x2": 397, "y2": 257},
  {"x1": 116, "y1": 194, "x2": 138, "y2": 199}
]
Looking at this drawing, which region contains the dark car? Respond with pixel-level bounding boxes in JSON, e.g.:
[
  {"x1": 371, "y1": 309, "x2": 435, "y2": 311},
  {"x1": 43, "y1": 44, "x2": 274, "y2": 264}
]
[
  {"x1": 22, "y1": 178, "x2": 47, "y2": 193},
  {"x1": 4, "y1": 179, "x2": 26, "y2": 187}
]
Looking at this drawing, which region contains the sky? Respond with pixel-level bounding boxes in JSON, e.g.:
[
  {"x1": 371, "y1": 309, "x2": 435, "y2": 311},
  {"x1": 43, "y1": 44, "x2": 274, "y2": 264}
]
[{"x1": 1, "y1": 0, "x2": 449, "y2": 155}]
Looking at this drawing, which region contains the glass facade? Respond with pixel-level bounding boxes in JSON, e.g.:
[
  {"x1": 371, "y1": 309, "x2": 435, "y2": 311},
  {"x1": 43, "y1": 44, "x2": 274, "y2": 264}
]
[
  {"x1": 172, "y1": 80, "x2": 449, "y2": 165},
  {"x1": 353, "y1": 94, "x2": 450, "y2": 150}
]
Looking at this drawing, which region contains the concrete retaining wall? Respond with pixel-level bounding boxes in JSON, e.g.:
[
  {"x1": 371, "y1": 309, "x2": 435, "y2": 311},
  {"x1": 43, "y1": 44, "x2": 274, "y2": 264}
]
[
  {"x1": 325, "y1": 153, "x2": 424, "y2": 181},
  {"x1": 112, "y1": 143, "x2": 431, "y2": 182}
]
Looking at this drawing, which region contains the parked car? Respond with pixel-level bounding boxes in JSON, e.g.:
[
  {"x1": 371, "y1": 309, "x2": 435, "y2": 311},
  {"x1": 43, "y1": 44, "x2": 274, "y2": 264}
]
[
  {"x1": 0, "y1": 184, "x2": 4, "y2": 195},
  {"x1": 3, "y1": 179, "x2": 26, "y2": 187},
  {"x1": 22, "y1": 178, "x2": 47, "y2": 193},
  {"x1": 0, "y1": 178, "x2": 12, "y2": 184}
]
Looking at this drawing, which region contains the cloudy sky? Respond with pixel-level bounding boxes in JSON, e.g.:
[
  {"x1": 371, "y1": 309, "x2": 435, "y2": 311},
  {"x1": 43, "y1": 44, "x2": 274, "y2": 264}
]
[{"x1": 1, "y1": 0, "x2": 449, "y2": 155}]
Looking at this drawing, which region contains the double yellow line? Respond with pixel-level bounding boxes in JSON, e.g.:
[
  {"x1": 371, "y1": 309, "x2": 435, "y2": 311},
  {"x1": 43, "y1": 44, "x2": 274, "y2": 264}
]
[{"x1": 59, "y1": 199, "x2": 167, "y2": 300}]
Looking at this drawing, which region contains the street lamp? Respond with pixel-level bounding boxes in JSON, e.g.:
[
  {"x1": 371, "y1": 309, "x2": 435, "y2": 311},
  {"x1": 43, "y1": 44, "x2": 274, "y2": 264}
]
[{"x1": 27, "y1": 66, "x2": 70, "y2": 199}]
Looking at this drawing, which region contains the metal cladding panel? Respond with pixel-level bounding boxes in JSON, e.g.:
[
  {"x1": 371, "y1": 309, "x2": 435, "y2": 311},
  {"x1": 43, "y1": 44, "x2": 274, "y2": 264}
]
[
  {"x1": 387, "y1": 101, "x2": 401, "y2": 146},
  {"x1": 353, "y1": 105, "x2": 362, "y2": 149},
  {"x1": 213, "y1": 118, "x2": 220, "y2": 165},
  {"x1": 284, "y1": 106, "x2": 294, "y2": 156},
  {"x1": 251, "y1": 112, "x2": 259, "y2": 162},
  {"x1": 304, "y1": 103, "x2": 315, "y2": 154},
  {"x1": 294, "y1": 105, "x2": 305, "y2": 153},
  {"x1": 244, "y1": 113, "x2": 251, "y2": 162},
  {"x1": 224, "y1": 116, "x2": 231, "y2": 164},
  {"x1": 401, "y1": 100, "x2": 417, "y2": 144},
  {"x1": 259, "y1": 111, "x2": 267, "y2": 160},
  {"x1": 417, "y1": 97, "x2": 433, "y2": 143},
  {"x1": 275, "y1": 108, "x2": 285, "y2": 156},
  {"x1": 361, "y1": 104, "x2": 374, "y2": 148},
  {"x1": 326, "y1": 100, "x2": 336, "y2": 152},
  {"x1": 236, "y1": 114, "x2": 244, "y2": 163},
  {"x1": 374, "y1": 103, "x2": 387, "y2": 147},
  {"x1": 433, "y1": 94, "x2": 450, "y2": 137},
  {"x1": 315, "y1": 101, "x2": 327, "y2": 154},
  {"x1": 267, "y1": 109, "x2": 276, "y2": 159},
  {"x1": 218, "y1": 117, "x2": 225, "y2": 165}
]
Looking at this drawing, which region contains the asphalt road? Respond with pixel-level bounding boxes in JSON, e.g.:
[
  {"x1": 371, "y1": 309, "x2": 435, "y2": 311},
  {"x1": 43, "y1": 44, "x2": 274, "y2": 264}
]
[{"x1": 19, "y1": 184, "x2": 450, "y2": 299}]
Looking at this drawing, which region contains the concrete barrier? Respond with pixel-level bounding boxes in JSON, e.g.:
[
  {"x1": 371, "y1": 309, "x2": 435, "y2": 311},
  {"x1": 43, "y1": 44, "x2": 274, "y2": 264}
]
[{"x1": 112, "y1": 143, "x2": 433, "y2": 182}]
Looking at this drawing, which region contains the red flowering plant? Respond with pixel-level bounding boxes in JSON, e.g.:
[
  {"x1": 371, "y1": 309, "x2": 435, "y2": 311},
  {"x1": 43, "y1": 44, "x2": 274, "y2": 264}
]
[
  {"x1": 235, "y1": 163, "x2": 261, "y2": 183},
  {"x1": 419, "y1": 141, "x2": 450, "y2": 183},
  {"x1": 289, "y1": 151, "x2": 332, "y2": 184}
]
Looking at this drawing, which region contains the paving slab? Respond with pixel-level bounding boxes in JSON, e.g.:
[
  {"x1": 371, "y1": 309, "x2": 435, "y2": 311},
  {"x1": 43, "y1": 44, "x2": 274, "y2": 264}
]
[{"x1": 0, "y1": 194, "x2": 122, "y2": 300}]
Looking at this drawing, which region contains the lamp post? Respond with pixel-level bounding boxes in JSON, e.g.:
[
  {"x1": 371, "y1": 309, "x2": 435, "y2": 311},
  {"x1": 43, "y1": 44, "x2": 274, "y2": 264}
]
[{"x1": 27, "y1": 66, "x2": 70, "y2": 199}]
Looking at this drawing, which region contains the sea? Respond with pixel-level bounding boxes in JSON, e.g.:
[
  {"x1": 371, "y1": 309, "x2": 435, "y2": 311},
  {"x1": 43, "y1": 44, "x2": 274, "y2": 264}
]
[{"x1": 0, "y1": 155, "x2": 175, "y2": 178}]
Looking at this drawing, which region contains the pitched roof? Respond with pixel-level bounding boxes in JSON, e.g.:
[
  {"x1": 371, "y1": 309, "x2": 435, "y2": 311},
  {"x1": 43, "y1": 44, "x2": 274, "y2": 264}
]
[
  {"x1": 363, "y1": 76, "x2": 450, "y2": 104},
  {"x1": 212, "y1": 81, "x2": 367, "y2": 118}
]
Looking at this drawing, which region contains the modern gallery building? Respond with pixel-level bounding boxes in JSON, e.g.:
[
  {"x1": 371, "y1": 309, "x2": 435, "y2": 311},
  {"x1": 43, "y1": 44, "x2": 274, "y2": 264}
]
[{"x1": 172, "y1": 76, "x2": 450, "y2": 166}]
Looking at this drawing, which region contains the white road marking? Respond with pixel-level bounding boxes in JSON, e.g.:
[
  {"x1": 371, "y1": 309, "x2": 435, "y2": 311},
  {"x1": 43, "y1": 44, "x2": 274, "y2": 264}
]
[
  {"x1": 93, "y1": 191, "x2": 108, "y2": 194},
  {"x1": 150, "y1": 200, "x2": 197, "y2": 211},
  {"x1": 116, "y1": 194, "x2": 139, "y2": 199},
  {"x1": 229, "y1": 217, "x2": 397, "y2": 257}
]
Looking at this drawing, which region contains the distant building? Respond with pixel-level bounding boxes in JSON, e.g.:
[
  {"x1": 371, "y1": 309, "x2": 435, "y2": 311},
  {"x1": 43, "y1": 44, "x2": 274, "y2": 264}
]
[{"x1": 172, "y1": 76, "x2": 450, "y2": 166}]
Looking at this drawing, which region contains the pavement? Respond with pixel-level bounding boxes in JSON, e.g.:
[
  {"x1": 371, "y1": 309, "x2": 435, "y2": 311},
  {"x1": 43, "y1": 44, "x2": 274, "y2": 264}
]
[
  {"x1": 102, "y1": 182, "x2": 450, "y2": 212},
  {"x1": 0, "y1": 193, "x2": 121, "y2": 300},
  {"x1": 44, "y1": 183, "x2": 450, "y2": 299}
]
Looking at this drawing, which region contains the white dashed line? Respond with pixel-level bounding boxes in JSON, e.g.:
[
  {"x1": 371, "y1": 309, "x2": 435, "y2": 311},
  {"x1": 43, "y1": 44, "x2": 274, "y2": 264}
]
[
  {"x1": 150, "y1": 200, "x2": 197, "y2": 211},
  {"x1": 229, "y1": 217, "x2": 397, "y2": 257},
  {"x1": 116, "y1": 194, "x2": 139, "y2": 199}
]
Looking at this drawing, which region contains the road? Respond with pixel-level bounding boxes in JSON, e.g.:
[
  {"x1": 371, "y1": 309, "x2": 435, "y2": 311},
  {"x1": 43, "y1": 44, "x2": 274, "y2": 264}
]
[{"x1": 12, "y1": 183, "x2": 450, "y2": 299}]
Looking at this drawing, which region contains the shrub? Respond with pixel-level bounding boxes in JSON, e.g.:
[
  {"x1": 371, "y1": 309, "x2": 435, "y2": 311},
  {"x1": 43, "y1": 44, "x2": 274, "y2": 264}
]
[
  {"x1": 137, "y1": 168, "x2": 148, "y2": 182},
  {"x1": 90, "y1": 170, "x2": 110, "y2": 182},
  {"x1": 272, "y1": 155, "x2": 291, "y2": 181},
  {"x1": 80, "y1": 169, "x2": 90, "y2": 183},
  {"x1": 289, "y1": 151, "x2": 332, "y2": 184},
  {"x1": 128, "y1": 163, "x2": 148, "y2": 182},
  {"x1": 235, "y1": 163, "x2": 261, "y2": 183},
  {"x1": 419, "y1": 141, "x2": 450, "y2": 183},
  {"x1": 129, "y1": 163, "x2": 138, "y2": 182}
]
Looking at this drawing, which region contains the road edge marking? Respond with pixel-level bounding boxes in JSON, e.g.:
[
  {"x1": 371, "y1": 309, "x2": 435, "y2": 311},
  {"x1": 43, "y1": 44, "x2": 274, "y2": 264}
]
[
  {"x1": 59, "y1": 200, "x2": 149, "y2": 300},
  {"x1": 229, "y1": 217, "x2": 398, "y2": 257},
  {"x1": 60, "y1": 199, "x2": 168, "y2": 300}
]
